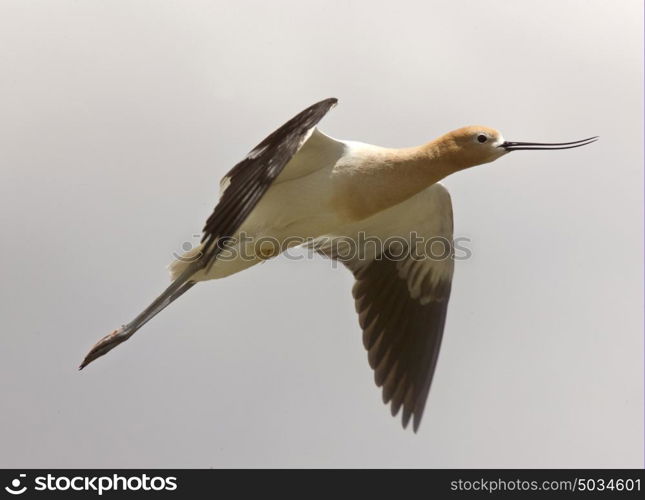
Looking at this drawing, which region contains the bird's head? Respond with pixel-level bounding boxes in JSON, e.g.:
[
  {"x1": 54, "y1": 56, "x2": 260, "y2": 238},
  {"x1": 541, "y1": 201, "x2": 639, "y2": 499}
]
[{"x1": 435, "y1": 126, "x2": 597, "y2": 171}]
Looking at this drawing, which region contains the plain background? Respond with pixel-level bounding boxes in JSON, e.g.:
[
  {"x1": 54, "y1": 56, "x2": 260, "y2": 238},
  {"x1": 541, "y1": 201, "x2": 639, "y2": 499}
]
[{"x1": 0, "y1": 0, "x2": 642, "y2": 468}]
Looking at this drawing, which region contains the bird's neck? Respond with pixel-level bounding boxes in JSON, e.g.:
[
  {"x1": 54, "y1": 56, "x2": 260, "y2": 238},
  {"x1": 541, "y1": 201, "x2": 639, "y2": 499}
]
[{"x1": 333, "y1": 140, "x2": 462, "y2": 220}]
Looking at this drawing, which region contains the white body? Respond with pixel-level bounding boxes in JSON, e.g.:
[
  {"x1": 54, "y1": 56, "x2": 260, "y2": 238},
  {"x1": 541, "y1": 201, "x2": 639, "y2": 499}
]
[{"x1": 171, "y1": 129, "x2": 452, "y2": 290}]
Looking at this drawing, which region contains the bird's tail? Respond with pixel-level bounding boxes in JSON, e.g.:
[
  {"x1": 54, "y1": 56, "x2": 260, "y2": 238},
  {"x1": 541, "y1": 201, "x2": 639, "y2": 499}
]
[{"x1": 79, "y1": 260, "x2": 203, "y2": 370}]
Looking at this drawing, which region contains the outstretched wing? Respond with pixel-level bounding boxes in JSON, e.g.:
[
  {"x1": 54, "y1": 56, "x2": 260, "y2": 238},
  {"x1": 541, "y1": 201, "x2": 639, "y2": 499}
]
[
  {"x1": 200, "y1": 97, "x2": 338, "y2": 267},
  {"x1": 80, "y1": 98, "x2": 337, "y2": 369},
  {"x1": 319, "y1": 184, "x2": 454, "y2": 431}
]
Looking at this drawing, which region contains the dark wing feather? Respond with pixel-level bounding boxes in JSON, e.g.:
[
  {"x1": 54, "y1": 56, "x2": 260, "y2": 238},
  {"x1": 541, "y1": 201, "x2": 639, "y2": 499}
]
[
  {"x1": 319, "y1": 184, "x2": 454, "y2": 431},
  {"x1": 199, "y1": 97, "x2": 337, "y2": 268},
  {"x1": 351, "y1": 254, "x2": 452, "y2": 431}
]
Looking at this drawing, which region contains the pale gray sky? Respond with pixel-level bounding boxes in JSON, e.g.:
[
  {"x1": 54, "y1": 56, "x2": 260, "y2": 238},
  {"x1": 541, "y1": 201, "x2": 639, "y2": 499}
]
[{"x1": 0, "y1": 0, "x2": 642, "y2": 467}]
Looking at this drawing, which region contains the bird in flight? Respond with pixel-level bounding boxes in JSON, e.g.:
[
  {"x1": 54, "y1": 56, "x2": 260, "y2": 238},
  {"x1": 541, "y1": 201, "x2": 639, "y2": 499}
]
[{"x1": 80, "y1": 98, "x2": 597, "y2": 431}]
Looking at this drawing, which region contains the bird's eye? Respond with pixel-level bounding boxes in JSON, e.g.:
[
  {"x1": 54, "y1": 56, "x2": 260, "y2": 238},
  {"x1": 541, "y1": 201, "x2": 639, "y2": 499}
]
[{"x1": 477, "y1": 134, "x2": 488, "y2": 143}]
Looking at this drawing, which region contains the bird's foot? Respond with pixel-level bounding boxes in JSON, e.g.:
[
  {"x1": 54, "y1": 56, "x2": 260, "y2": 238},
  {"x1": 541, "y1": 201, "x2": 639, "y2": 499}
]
[{"x1": 79, "y1": 325, "x2": 131, "y2": 370}]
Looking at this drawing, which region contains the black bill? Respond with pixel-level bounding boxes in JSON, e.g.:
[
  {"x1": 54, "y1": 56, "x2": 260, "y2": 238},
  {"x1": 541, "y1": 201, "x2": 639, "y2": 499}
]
[{"x1": 501, "y1": 136, "x2": 598, "y2": 151}]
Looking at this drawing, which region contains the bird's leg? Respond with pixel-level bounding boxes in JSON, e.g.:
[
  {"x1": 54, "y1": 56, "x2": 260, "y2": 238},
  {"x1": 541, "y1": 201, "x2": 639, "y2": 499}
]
[{"x1": 79, "y1": 264, "x2": 200, "y2": 369}]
